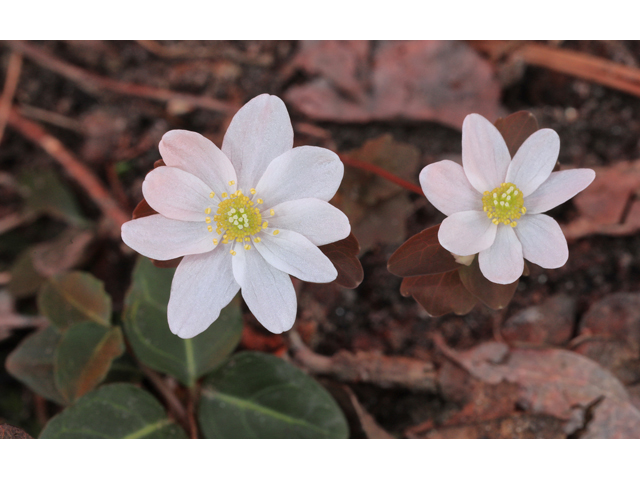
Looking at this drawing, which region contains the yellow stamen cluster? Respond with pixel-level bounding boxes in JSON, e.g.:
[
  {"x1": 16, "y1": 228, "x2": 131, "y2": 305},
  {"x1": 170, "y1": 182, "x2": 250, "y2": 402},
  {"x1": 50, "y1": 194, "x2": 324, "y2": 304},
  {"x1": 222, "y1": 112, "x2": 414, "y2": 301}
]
[
  {"x1": 203, "y1": 186, "x2": 277, "y2": 254},
  {"x1": 481, "y1": 182, "x2": 526, "y2": 227}
]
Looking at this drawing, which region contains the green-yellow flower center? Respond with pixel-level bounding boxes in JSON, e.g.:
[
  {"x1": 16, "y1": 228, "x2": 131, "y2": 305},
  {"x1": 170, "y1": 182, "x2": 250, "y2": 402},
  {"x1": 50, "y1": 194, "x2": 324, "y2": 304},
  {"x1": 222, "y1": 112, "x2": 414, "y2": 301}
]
[
  {"x1": 482, "y1": 182, "x2": 526, "y2": 227},
  {"x1": 215, "y1": 191, "x2": 263, "y2": 241}
]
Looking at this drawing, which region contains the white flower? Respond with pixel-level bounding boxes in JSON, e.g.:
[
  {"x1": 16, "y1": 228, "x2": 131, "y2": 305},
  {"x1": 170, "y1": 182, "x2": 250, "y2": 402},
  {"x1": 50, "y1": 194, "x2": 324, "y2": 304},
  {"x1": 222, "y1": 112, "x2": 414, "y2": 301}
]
[
  {"x1": 122, "y1": 94, "x2": 350, "y2": 338},
  {"x1": 419, "y1": 113, "x2": 595, "y2": 285}
]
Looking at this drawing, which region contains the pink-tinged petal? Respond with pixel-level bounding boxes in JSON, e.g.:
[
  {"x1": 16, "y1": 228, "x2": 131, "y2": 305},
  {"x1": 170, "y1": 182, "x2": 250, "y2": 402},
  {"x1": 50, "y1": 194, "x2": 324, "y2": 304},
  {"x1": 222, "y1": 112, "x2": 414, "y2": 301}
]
[
  {"x1": 222, "y1": 94, "x2": 294, "y2": 191},
  {"x1": 419, "y1": 160, "x2": 482, "y2": 216},
  {"x1": 524, "y1": 168, "x2": 596, "y2": 214},
  {"x1": 142, "y1": 166, "x2": 211, "y2": 222},
  {"x1": 255, "y1": 146, "x2": 343, "y2": 209},
  {"x1": 438, "y1": 210, "x2": 497, "y2": 256},
  {"x1": 505, "y1": 129, "x2": 560, "y2": 196},
  {"x1": 515, "y1": 214, "x2": 568, "y2": 269},
  {"x1": 159, "y1": 130, "x2": 237, "y2": 195},
  {"x1": 461, "y1": 114, "x2": 511, "y2": 193},
  {"x1": 268, "y1": 198, "x2": 350, "y2": 246},
  {"x1": 254, "y1": 229, "x2": 337, "y2": 283},
  {"x1": 121, "y1": 214, "x2": 218, "y2": 261},
  {"x1": 478, "y1": 225, "x2": 524, "y2": 284},
  {"x1": 167, "y1": 248, "x2": 239, "y2": 339},
  {"x1": 231, "y1": 246, "x2": 296, "y2": 334}
]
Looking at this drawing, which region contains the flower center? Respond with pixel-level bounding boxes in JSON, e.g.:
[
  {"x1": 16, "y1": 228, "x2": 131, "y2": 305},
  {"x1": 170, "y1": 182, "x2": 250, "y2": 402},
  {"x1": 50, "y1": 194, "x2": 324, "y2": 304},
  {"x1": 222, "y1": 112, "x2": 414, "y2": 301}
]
[
  {"x1": 202, "y1": 185, "x2": 277, "y2": 256},
  {"x1": 215, "y1": 191, "x2": 263, "y2": 241},
  {"x1": 482, "y1": 182, "x2": 526, "y2": 227}
]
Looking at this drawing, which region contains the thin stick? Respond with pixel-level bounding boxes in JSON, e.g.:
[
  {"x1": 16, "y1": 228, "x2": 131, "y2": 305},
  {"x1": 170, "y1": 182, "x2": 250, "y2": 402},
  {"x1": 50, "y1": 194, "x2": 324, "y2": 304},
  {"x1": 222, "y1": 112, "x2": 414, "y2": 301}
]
[
  {"x1": 7, "y1": 41, "x2": 237, "y2": 115},
  {"x1": 339, "y1": 154, "x2": 424, "y2": 196},
  {"x1": 473, "y1": 41, "x2": 640, "y2": 99},
  {"x1": 7, "y1": 109, "x2": 130, "y2": 237},
  {"x1": 138, "y1": 363, "x2": 189, "y2": 431},
  {"x1": 0, "y1": 52, "x2": 23, "y2": 143}
]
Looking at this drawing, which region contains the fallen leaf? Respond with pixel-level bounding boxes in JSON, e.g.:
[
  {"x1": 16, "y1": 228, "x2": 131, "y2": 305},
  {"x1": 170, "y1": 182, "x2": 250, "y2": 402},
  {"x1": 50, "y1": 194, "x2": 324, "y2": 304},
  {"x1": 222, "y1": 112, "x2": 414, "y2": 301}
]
[
  {"x1": 562, "y1": 159, "x2": 640, "y2": 240},
  {"x1": 501, "y1": 294, "x2": 576, "y2": 345},
  {"x1": 0, "y1": 424, "x2": 33, "y2": 439},
  {"x1": 285, "y1": 41, "x2": 504, "y2": 129},
  {"x1": 573, "y1": 292, "x2": 640, "y2": 385},
  {"x1": 436, "y1": 337, "x2": 640, "y2": 438}
]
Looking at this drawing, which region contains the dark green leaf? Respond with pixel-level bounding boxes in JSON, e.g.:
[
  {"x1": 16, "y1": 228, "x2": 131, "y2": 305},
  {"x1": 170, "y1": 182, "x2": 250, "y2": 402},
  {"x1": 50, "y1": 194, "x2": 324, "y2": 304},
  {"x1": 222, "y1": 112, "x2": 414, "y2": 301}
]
[
  {"x1": 458, "y1": 256, "x2": 519, "y2": 310},
  {"x1": 5, "y1": 326, "x2": 66, "y2": 405},
  {"x1": 54, "y1": 323, "x2": 125, "y2": 403},
  {"x1": 39, "y1": 383, "x2": 187, "y2": 438},
  {"x1": 7, "y1": 248, "x2": 47, "y2": 299},
  {"x1": 387, "y1": 224, "x2": 459, "y2": 277},
  {"x1": 198, "y1": 352, "x2": 349, "y2": 439},
  {"x1": 38, "y1": 271, "x2": 112, "y2": 331},
  {"x1": 123, "y1": 256, "x2": 243, "y2": 387},
  {"x1": 18, "y1": 168, "x2": 88, "y2": 227},
  {"x1": 400, "y1": 270, "x2": 477, "y2": 316}
]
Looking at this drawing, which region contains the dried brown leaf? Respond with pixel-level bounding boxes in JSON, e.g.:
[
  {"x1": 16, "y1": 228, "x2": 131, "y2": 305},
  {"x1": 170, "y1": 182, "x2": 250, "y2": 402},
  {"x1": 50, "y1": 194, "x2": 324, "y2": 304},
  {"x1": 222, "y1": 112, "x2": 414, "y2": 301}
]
[{"x1": 285, "y1": 41, "x2": 504, "y2": 129}]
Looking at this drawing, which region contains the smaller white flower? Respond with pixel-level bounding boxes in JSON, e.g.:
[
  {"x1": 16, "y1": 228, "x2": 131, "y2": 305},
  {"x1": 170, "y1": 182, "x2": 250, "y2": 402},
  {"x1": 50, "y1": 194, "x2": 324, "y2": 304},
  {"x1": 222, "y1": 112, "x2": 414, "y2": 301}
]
[
  {"x1": 122, "y1": 94, "x2": 350, "y2": 338},
  {"x1": 420, "y1": 113, "x2": 595, "y2": 285}
]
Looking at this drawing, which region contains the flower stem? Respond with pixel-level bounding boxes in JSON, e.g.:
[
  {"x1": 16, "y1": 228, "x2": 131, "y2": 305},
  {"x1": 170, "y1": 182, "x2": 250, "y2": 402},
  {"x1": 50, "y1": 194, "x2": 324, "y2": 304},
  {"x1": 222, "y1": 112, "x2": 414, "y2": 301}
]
[{"x1": 339, "y1": 154, "x2": 424, "y2": 195}]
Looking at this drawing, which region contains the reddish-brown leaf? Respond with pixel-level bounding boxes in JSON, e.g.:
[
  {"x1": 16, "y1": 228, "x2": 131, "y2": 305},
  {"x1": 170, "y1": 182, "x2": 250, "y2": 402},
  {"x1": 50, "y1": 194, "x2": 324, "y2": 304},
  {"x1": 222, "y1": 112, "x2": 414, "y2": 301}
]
[
  {"x1": 284, "y1": 41, "x2": 504, "y2": 129},
  {"x1": 458, "y1": 256, "x2": 519, "y2": 310},
  {"x1": 438, "y1": 339, "x2": 640, "y2": 438},
  {"x1": 319, "y1": 232, "x2": 363, "y2": 289},
  {"x1": 494, "y1": 111, "x2": 539, "y2": 157},
  {"x1": 0, "y1": 424, "x2": 32, "y2": 439},
  {"x1": 387, "y1": 224, "x2": 459, "y2": 277},
  {"x1": 400, "y1": 271, "x2": 477, "y2": 316}
]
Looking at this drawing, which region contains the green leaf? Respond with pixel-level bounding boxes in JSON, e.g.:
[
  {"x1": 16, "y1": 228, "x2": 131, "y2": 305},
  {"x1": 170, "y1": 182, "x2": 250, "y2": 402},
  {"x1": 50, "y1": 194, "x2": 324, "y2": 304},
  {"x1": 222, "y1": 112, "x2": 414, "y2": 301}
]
[
  {"x1": 39, "y1": 383, "x2": 187, "y2": 438},
  {"x1": 7, "y1": 248, "x2": 47, "y2": 299},
  {"x1": 18, "y1": 168, "x2": 88, "y2": 227},
  {"x1": 123, "y1": 256, "x2": 243, "y2": 387},
  {"x1": 54, "y1": 323, "x2": 125, "y2": 403},
  {"x1": 198, "y1": 352, "x2": 349, "y2": 439},
  {"x1": 5, "y1": 326, "x2": 66, "y2": 405},
  {"x1": 38, "y1": 271, "x2": 112, "y2": 331}
]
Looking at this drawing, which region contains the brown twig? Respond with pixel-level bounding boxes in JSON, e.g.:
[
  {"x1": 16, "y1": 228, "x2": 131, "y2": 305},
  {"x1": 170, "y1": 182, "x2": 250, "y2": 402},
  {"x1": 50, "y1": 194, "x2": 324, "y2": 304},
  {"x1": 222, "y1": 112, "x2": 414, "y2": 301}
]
[
  {"x1": 288, "y1": 330, "x2": 437, "y2": 392},
  {"x1": 7, "y1": 109, "x2": 130, "y2": 237},
  {"x1": 473, "y1": 41, "x2": 640, "y2": 99},
  {"x1": 138, "y1": 363, "x2": 189, "y2": 432},
  {"x1": 186, "y1": 386, "x2": 199, "y2": 439},
  {"x1": 340, "y1": 154, "x2": 424, "y2": 196},
  {"x1": 0, "y1": 52, "x2": 23, "y2": 143},
  {"x1": 7, "y1": 41, "x2": 238, "y2": 115}
]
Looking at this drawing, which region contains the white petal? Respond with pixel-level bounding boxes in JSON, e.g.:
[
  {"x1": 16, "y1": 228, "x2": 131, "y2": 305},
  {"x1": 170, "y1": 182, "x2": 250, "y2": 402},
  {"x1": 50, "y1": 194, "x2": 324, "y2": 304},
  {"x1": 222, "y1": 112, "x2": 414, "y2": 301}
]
[
  {"x1": 515, "y1": 214, "x2": 568, "y2": 269},
  {"x1": 478, "y1": 225, "x2": 524, "y2": 284},
  {"x1": 419, "y1": 160, "x2": 482, "y2": 216},
  {"x1": 232, "y1": 246, "x2": 297, "y2": 334},
  {"x1": 461, "y1": 113, "x2": 511, "y2": 193},
  {"x1": 142, "y1": 166, "x2": 211, "y2": 221},
  {"x1": 505, "y1": 129, "x2": 560, "y2": 196},
  {"x1": 167, "y1": 248, "x2": 240, "y2": 339},
  {"x1": 256, "y1": 146, "x2": 343, "y2": 209},
  {"x1": 159, "y1": 130, "x2": 237, "y2": 195},
  {"x1": 268, "y1": 198, "x2": 350, "y2": 246},
  {"x1": 438, "y1": 210, "x2": 497, "y2": 256},
  {"x1": 254, "y1": 229, "x2": 337, "y2": 283},
  {"x1": 222, "y1": 94, "x2": 293, "y2": 191},
  {"x1": 121, "y1": 214, "x2": 218, "y2": 261},
  {"x1": 524, "y1": 169, "x2": 596, "y2": 214}
]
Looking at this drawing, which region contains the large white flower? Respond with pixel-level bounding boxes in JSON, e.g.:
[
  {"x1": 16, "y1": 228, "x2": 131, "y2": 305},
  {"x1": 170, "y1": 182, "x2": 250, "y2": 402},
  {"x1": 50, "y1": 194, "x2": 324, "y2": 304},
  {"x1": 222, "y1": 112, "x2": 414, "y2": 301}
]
[
  {"x1": 122, "y1": 94, "x2": 350, "y2": 338},
  {"x1": 420, "y1": 113, "x2": 595, "y2": 285}
]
